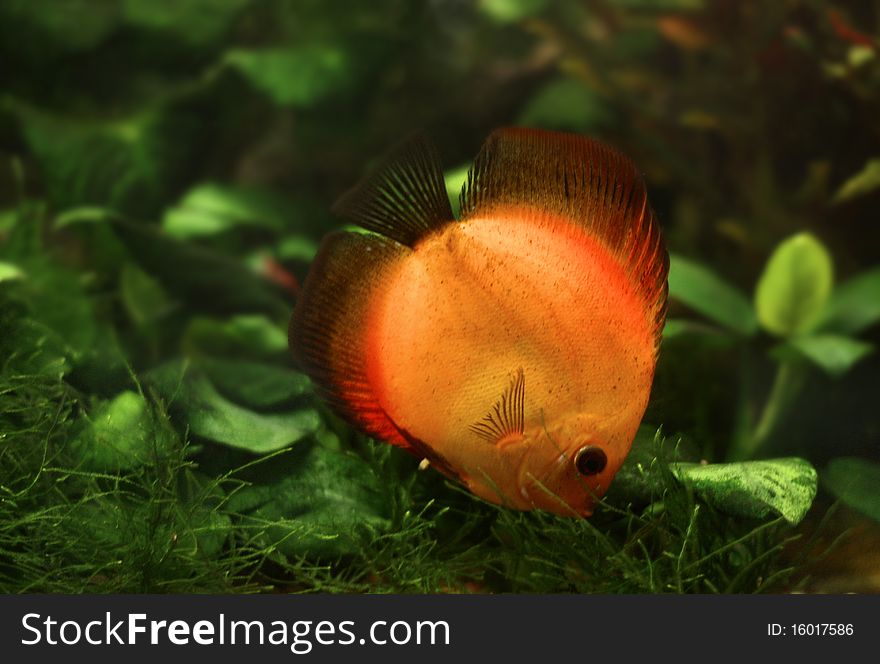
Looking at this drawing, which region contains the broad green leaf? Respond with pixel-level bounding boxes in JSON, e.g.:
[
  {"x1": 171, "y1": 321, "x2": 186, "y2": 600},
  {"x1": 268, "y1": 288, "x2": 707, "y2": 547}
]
[
  {"x1": 147, "y1": 362, "x2": 320, "y2": 453},
  {"x1": 0, "y1": 0, "x2": 120, "y2": 54},
  {"x1": 68, "y1": 391, "x2": 158, "y2": 472},
  {"x1": 110, "y1": 217, "x2": 290, "y2": 318},
  {"x1": 122, "y1": 0, "x2": 248, "y2": 47},
  {"x1": 661, "y1": 318, "x2": 735, "y2": 346},
  {"x1": 444, "y1": 165, "x2": 470, "y2": 219},
  {"x1": 754, "y1": 233, "x2": 833, "y2": 337},
  {"x1": 817, "y1": 266, "x2": 880, "y2": 335},
  {"x1": 518, "y1": 77, "x2": 614, "y2": 133},
  {"x1": 54, "y1": 206, "x2": 117, "y2": 228},
  {"x1": 0, "y1": 209, "x2": 17, "y2": 234},
  {"x1": 183, "y1": 315, "x2": 289, "y2": 360},
  {"x1": 823, "y1": 457, "x2": 880, "y2": 522},
  {"x1": 832, "y1": 158, "x2": 880, "y2": 204},
  {"x1": 227, "y1": 443, "x2": 390, "y2": 559},
  {"x1": 226, "y1": 45, "x2": 352, "y2": 107},
  {"x1": 0, "y1": 261, "x2": 24, "y2": 283},
  {"x1": 120, "y1": 263, "x2": 171, "y2": 326},
  {"x1": 0, "y1": 313, "x2": 69, "y2": 377},
  {"x1": 776, "y1": 334, "x2": 874, "y2": 377},
  {"x1": 276, "y1": 236, "x2": 319, "y2": 263},
  {"x1": 10, "y1": 103, "x2": 168, "y2": 215},
  {"x1": 848, "y1": 45, "x2": 875, "y2": 68},
  {"x1": 162, "y1": 183, "x2": 290, "y2": 239},
  {"x1": 667, "y1": 253, "x2": 757, "y2": 335},
  {"x1": 479, "y1": 0, "x2": 547, "y2": 22},
  {"x1": 198, "y1": 357, "x2": 312, "y2": 409},
  {"x1": 672, "y1": 457, "x2": 817, "y2": 524},
  {"x1": 604, "y1": 426, "x2": 700, "y2": 506},
  {"x1": 1, "y1": 256, "x2": 105, "y2": 369}
]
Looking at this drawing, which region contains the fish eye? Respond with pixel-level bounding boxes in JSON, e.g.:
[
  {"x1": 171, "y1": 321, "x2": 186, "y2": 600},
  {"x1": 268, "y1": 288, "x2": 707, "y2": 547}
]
[{"x1": 574, "y1": 445, "x2": 607, "y2": 476}]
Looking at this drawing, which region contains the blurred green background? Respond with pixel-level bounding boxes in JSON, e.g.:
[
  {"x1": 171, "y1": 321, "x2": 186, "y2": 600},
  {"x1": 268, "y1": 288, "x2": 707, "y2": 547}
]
[{"x1": 1, "y1": 0, "x2": 878, "y2": 593}]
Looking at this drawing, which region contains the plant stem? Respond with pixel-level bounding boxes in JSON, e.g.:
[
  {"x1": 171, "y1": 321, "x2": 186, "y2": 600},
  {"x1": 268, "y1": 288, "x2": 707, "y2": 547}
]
[{"x1": 728, "y1": 361, "x2": 806, "y2": 461}]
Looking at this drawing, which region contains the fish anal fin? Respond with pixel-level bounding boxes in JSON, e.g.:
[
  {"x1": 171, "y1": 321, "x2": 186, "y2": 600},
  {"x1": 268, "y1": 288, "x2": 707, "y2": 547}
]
[
  {"x1": 332, "y1": 133, "x2": 454, "y2": 247},
  {"x1": 460, "y1": 127, "x2": 669, "y2": 352},
  {"x1": 469, "y1": 368, "x2": 526, "y2": 446},
  {"x1": 289, "y1": 230, "x2": 410, "y2": 450}
]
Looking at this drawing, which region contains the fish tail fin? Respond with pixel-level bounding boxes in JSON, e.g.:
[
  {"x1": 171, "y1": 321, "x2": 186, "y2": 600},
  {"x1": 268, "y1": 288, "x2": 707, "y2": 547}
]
[
  {"x1": 460, "y1": 127, "x2": 669, "y2": 350},
  {"x1": 289, "y1": 231, "x2": 411, "y2": 449},
  {"x1": 332, "y1": 133, "x2": 455, "y2": 247}
]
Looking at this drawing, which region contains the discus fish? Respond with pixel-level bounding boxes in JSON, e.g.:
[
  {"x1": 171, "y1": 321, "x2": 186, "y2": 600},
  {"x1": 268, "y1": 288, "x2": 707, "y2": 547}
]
[{"x1": 289, "y1": 128, "x2": 668, "y2": 517}]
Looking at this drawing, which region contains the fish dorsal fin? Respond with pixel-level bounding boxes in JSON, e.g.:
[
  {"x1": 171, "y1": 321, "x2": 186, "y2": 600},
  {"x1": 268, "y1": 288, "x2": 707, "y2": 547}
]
[
  {"x1": 459, "y1": 127, "x2": 669, "y2": 348},
  {"x1": 332, "y1": 133, "x2": 454, "y2": 247},
  {"x1": 469, "y1": 368, "x2": 525, "y2": 445}
]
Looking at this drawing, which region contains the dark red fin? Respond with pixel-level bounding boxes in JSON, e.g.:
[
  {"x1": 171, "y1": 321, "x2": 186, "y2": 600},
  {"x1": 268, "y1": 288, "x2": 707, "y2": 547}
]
[
  {"x1": 332, "y1": 133, "x2": 454, "y2": 247},
  {"x1": 289, "y1": 231, "x2": 411, "y2": 449},
  {"x1": 469, "y1": 368, "x2": 525, "y2": 444},
  {"x1": 459, "y1": 127, "x2": 669, "y2": 349}
]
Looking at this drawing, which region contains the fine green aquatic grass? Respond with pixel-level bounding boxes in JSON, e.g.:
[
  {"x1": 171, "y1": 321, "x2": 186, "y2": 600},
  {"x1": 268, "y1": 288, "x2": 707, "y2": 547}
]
[{"x1": 0, "y1": 364, "x2": 803, "y2": 594}]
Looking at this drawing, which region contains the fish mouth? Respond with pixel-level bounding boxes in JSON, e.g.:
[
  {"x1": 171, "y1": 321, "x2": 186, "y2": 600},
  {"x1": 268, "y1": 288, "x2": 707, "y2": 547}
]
[
  {"x1": 517, "y1": 452, "x2": 597, "y2": 518},
  {"x1": 519, "y1": 476, "x2": 595, "y2": 517}
]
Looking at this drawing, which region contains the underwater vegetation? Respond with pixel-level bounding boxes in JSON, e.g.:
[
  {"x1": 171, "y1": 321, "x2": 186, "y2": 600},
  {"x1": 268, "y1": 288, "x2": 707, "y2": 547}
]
[{"x1": 1, "y1": 0, "x2": 878, "y2": 593}]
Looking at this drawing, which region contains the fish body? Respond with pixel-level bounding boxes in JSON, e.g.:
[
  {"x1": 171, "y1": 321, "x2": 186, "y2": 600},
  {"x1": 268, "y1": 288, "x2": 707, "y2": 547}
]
[{"x1": 290, "y1": 128, "x2": 667, "y2": 517}]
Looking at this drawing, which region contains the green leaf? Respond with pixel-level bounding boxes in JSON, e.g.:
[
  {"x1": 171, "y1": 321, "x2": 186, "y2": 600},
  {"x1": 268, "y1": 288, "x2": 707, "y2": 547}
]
[
  {"x1": 9, "y1": 103, "x2": 167, "y2": 215},
  {"x1": 667, "y1": 253, "x2": 757, "y2": 335},
  {"x1": 0, "y1": 261, "x2": 24, "y2": 283},
  {"x1": 0, "y1": 0, "x2": 121, "y2": 55},
  {"x1": 0, "y1": 311, "x2": 69, "y2": 377},
  {"x1": 110, "y1": 217, "x2": 290, "y2": 318},
  {"x1": 754, "y1": 233, "x2": 833, "y2": 337},
  {"x1": 661, "y1": 318, "x2": 736, "y2": 347},
  {"x1": 225, "y1": 45, "x2": 352, "y2": 107},
  {"x1": 444, "y1": 165, "x2": 470, "y2": 219},
  {"x1": 68, "y1": 391, "x2": 158, "y2": 472},
  {"x1": 823, "y1": 457, "x2": 880, "y2": 522},
  {"x1": 672, "y1": 457, "x2": 817, "y2": 524},
  {"x1": 832, "y1": 157, "x2": 880, "y2": 204},
  {"x1": 517, "y1": 77, "x2": 614, "y2": 133},
  {"x1": 604, "y1": 426, "x2": 700, "y2": 506},
  {"x1": 776, "y1": 334, "x2": 874, "y2": 377},
  {"x1": 183, "y1": 315, "x2": 289, "y2": 360},
  {"x1": 54, "y1": 206, "x2": 118, "y2": 228},
  {"x1": 120, "y1": 262, "x2": 171, "y2": 326},
  {"x1": 122, "y1": 0, "x2": 249, "y2": 47},
  {"x1": 198, "y1": 357, "x2": 312, "y2": 409},
  {"x1": 227, "y1": 443, "x2": 390, "y2": 559},
  {"x1": 147, "y1": 361, "x2": 321, "y2": 454},
  {"x1": 817, "y1": 266, "x2": 880, "y2": 335},
  {"x1": 2, "y1": 256, "x2": 104, "y2": 369},
  {"x1": 479, "y1": 0, "x2": 547, "y2": 23},
  {"x1": 0, "y1": 209, "x2": 18, "y2": 234},
  {"x1": 162, "y1": 183, "x2": 290, "y2": 240},
  {"x1": 275, "y1": 236, "x2": 319, "y2": 263}
]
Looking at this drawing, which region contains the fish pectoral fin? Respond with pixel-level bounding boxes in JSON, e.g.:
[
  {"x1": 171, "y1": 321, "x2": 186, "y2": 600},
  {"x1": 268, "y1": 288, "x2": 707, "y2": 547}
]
[{"x1": 469, "y1": 367, "x2": 526, "y2": 446}]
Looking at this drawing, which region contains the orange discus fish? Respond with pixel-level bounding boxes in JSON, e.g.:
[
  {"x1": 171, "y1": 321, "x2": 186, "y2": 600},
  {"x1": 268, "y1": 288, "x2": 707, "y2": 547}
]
[{"x1": 290, "y1": 128, "x2": 668, "y2": 517}]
